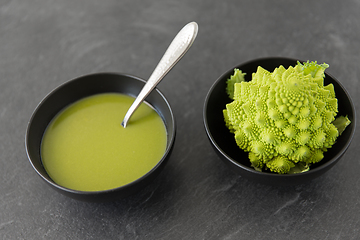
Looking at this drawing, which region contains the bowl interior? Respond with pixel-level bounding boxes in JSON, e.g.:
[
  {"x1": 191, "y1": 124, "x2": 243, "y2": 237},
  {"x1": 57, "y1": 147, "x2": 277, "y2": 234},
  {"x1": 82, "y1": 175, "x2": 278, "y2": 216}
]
[
  {"x1": 204, "y1": 57, "x2": 355, "y2": 182},
  {"x1": 26, "y1": 73, "x2": 176, "y2": 201}
]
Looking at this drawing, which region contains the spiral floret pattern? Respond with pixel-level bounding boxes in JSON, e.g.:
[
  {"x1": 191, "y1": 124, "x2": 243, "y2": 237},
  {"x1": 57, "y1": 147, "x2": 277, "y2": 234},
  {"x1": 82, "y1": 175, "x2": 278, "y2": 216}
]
[{"x1": 223, "y1": 61, "x2": 351, "y2": 174}]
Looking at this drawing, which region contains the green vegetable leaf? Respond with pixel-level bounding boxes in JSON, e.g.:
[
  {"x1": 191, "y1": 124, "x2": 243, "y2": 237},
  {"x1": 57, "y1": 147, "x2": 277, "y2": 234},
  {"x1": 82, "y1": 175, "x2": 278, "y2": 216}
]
[
  {"x1": 332, "y1": 115, "x2": 351, "y2": 135},
  {"x1": 288, "y1": 162, "x2": 310, "y2": 174}
]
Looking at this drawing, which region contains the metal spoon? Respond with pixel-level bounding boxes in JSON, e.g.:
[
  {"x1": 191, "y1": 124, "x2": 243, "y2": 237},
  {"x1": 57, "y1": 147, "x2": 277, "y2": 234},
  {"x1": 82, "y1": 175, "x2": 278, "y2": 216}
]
[{"x1": 121, "y1": 22, "x2": 198, "y2": 128}]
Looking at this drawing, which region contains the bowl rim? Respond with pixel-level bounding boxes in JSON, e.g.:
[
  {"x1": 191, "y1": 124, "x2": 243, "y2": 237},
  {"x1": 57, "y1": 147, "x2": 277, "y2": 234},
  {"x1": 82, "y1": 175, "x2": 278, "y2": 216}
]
[
  {"x1": 203, "y1": 56, "x2": 356, "y2": 178},
  {"x1": 25, "y1": 72, "x2": 176, "y2": 195}
]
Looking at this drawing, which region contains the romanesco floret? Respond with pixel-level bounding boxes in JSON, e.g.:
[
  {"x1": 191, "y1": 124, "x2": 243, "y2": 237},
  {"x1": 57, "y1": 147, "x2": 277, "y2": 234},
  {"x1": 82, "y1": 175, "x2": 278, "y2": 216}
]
[
  {"x1": 226, "y1": 68, "x2": 246, "y2": 99},
  {"x1": 223, "y1": 61, "x2": 351, "y2": 174}
]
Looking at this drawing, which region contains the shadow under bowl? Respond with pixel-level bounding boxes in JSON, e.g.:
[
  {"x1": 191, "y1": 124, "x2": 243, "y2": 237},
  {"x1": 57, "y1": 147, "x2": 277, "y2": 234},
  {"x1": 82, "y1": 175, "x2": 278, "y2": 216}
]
[
  {"x1": 26, "y1": 72, "x2": 176, "y2": 202},
  {"x1": 203, "y1": 57, "x2": 356, "y2": 186}
]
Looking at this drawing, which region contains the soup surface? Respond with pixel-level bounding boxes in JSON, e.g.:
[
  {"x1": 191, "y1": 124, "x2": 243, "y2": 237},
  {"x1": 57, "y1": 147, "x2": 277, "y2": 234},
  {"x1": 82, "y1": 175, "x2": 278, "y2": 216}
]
[{"x1": 41, "y1": 93, "x2": 167, "y2": 191}]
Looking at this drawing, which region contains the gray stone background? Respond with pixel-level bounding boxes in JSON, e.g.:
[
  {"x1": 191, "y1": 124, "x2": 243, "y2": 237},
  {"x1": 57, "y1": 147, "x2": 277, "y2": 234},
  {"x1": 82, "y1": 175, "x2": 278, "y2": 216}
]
[{"x1": 1, "y1": 0, "x2": 359, "y2": 239}]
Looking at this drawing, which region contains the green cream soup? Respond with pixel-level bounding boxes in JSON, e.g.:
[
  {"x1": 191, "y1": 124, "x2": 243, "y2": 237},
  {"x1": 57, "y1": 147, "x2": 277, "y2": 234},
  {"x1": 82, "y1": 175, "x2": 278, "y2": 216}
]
[{"x1": 41, "y1": 93, "x2": 167, "y2": 191}]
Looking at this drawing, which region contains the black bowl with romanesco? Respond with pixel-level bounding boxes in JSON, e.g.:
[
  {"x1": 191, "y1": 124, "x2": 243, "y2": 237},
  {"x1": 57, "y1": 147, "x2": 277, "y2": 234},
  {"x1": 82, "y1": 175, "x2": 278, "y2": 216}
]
[{"x1": 204, "y1": 57, "x2": 355, "y2": 185}]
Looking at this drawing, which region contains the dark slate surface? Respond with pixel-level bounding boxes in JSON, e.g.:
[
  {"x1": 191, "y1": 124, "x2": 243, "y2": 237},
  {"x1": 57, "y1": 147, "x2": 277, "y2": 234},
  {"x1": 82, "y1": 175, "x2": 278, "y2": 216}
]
[{"x1": 1, "y1": 0, "x2": 359, "y2": 239}]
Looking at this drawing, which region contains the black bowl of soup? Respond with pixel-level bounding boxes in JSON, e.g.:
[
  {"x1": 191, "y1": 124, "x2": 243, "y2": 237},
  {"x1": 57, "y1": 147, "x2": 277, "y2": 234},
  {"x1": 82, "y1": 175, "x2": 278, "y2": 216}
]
[{"x1": 26, "y1": 73, "x2": 176, "y2": 202}]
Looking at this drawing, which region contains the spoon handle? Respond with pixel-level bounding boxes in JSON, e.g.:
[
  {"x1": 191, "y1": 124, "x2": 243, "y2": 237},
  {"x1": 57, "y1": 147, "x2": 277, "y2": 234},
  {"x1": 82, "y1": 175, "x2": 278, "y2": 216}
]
[{"x1": 121, "y1": 22, "x2": 198, "y2": 127}]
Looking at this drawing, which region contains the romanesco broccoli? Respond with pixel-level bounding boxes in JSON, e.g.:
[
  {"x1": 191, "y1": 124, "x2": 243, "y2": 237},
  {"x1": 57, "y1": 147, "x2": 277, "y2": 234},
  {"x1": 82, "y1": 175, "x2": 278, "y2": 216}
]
[{"x1": 223, "y1": 61, "x2": 351, "y2": 174}]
